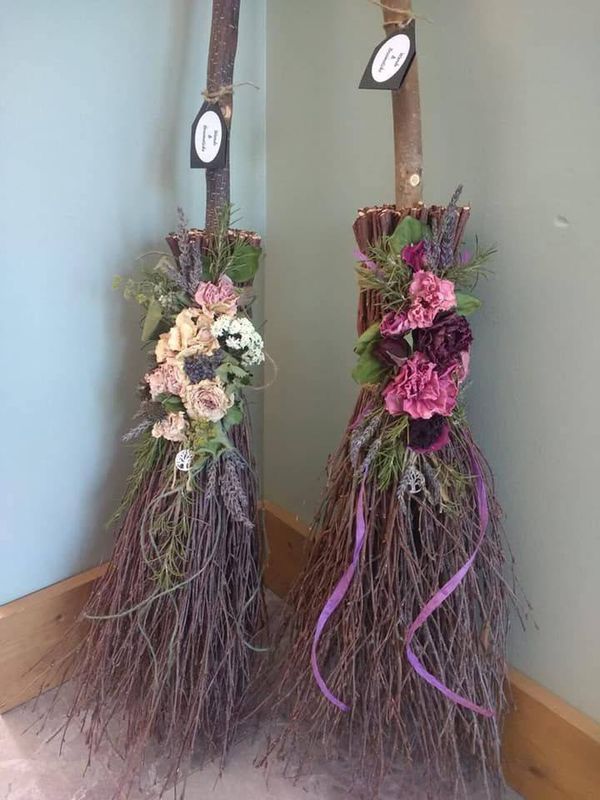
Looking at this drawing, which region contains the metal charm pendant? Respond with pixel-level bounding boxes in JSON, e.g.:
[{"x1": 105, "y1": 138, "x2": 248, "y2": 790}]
[
  {"x1": 175, "y1": 448, "x2": 194, "y2": 472},
  {"x1": 400, "y1": 465, "x2": 426, "y2": 495}
]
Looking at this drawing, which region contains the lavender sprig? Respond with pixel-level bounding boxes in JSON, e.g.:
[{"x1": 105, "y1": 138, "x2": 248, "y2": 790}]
[{"x1": 221, "y1": 451, "x2": 254, "y2": 529}]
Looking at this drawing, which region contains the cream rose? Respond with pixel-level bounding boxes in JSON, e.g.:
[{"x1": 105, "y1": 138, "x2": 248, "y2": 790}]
[
  {"x1": 155, "y1": 332, "x2": 177, "y2": 364},
  {"x1": 167, "y1": 308, "x2": 219, "y2": 358},
  {"x1": 183, "y1": 378, "x2": 233, "y2": 422},
  {"x1": 151, "y1": 411, "x2": 188, "y2": 442}
]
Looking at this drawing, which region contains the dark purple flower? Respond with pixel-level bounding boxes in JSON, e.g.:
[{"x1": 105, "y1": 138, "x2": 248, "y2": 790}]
[
  {"x1": 373, "y1": 336, "x2": 409, "y2": 367},
  {"x1": 401, "y1": 240, "x2": 427, "y2": 271},
  {"x1": 408, "y1": 415, "x2": 450, "y2": 453},
  {"x1": 414, "y1": 312, "x2": 473, "y2": 368}
]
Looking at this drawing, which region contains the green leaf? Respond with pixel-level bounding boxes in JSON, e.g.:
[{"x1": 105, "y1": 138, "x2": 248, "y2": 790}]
[
  {"x1": 455, "y1": 291, "x2": 482, "y2": 316},
  {"x1": 354, "y1": 322, "x2": 381, "y2": 356},
  {"x1": 352, "y1": 348, "x2": 388, "y2": 386},
  {"x1": 198, "y1": 439, "x2": 225, "y2": 457},
  {"x1": 389, "y1": 217, "x2": 426, "y2": 254},
  {"x1": 226, "y1": 244, "x2": 260, "y2": 284},
  {"x1": 159, "y1": 394, "x2": 184, "y2": 413},
  {"x1": 216, "y1": 363, "x2": 250, "y2": 384},
  {"x1": 223, "y1": 404, "x2": 243, "y2": 430},
  {"x1": 141, "y1": 298, "x2": 163, "y2": 342}
]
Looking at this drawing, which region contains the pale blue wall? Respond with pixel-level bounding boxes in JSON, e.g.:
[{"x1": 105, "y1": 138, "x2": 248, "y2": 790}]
[{"x1": 0, "y1": 0, "x2": 265, "y2": 603}]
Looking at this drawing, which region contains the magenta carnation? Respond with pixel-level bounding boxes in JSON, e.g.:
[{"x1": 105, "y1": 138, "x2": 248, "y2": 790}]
[
  {"x1": 401, "y1": 240, "x2": 427, "y2": 271},
  {"x1": 383, "y1": 352, "x2": 459, "y2": 420},
  {"x1": 380, "y1": 310, "x2": 410, "y2": 338},
  {"x1": 194, "y1": 275, "x2": 238, "y2": 317},
  {"x1": 406, "y1": 271, "x2": 456, "y2": 330}
]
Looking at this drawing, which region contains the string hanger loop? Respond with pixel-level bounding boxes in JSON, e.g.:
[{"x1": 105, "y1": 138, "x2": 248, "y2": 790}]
[{"x1": 201, "y1": 81, "x2": 260, "y2": 104}]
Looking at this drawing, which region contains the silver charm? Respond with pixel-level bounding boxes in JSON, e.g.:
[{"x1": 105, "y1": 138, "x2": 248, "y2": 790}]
[
  {"x1": 175, "y1": 448, "x2": 194, "y2": 472},
  {"x1": 400, "y1": 465, "x2": 426, "y2": 495}
]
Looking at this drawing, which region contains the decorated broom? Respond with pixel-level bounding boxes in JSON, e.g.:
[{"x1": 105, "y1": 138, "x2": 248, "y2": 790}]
[
  {"x1": 56, "y1": 0, "x2": 267, "y2": 795},
  {"x1": 269, "y1": 3, "x2": 511, "y2": 797}
]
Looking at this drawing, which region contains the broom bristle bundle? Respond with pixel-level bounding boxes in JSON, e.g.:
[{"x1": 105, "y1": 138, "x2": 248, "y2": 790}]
[{"x1": 263, "y1": 204, "x2": 512, "y2": 799}]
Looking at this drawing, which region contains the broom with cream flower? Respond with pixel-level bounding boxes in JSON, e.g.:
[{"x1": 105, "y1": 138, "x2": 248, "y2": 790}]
[{"x1": 53, "y1": 1, "x2": 268, "y2": 795}]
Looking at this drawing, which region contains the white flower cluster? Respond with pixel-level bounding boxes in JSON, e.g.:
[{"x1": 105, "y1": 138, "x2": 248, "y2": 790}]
[{"x1": 211, "y1": 315, "x2": 265, "y2": 366}]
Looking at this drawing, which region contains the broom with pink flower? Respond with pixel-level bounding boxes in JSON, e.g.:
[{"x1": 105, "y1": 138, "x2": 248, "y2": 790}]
[{"x1": 268, "y1": 2, "x2": 516, "y2": 797}]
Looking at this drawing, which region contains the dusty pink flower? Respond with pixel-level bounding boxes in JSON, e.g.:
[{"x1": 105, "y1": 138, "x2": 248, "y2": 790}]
[
  {"x1": 183, "y1": 378, "x2": 233, "y2": 422},
  {"x1": 383, "y1": 352, "x2": 459, "y2": 419},
  {"x1": 145, "y1": 363, "x2": 188, "y2": 399},
  {"x1": 380, "y1": 311, "x2": 410, "y2": 338},
  {"x1": 151, "y1": 411, "x2": 187, "y2": 442},
  {"x1": 401, "y1": 240, "x2": 427, "y2": 271},
  {"x1": 194, "y1": 275, "x2": 238, "y2": 317},
  {"x1": 406, "y1": 271, "x2": 456, "y2": 329}
]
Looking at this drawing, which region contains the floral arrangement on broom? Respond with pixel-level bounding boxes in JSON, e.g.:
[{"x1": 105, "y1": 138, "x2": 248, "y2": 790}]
[
  {"x1": 121, "y1": 214, "x2": 264, "y2": 485},
  {"x1": 62, "y1": 213, "x2": 267, "y2": 796},
  {"x1": 270, "y1": 190, "x2": 512, "y2": 798}
]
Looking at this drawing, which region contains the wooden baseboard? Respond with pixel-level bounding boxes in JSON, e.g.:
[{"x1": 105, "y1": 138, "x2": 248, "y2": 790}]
[
  {"x1": 0, "y1": 563, "x2": 107, "y2": 713},
  {"x1": 502, "y1": 668, "x2": 600, "y2": 800},
  {"x1": 2, "y1": 503, "x2": 598, "y2": 800},
  {"x1": 262, "y1": 500, "x2": 600, "y2": 800}
]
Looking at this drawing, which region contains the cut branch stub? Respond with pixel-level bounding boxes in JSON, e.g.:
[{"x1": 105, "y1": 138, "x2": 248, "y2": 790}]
[
  {"x1": 381, "y1": 0, "x2": 423, "y2": 208},
  {"x1": 205, "y1": 0, "x2": 241, "y2": 233}
]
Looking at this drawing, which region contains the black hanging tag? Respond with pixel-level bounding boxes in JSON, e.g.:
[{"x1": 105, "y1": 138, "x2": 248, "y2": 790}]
[
  {"x1": 359, "y1": 20, "x2": 416, "y2": 90},
  {"x1": 190, "y1": 102, "x2": 228, "y2": 169}
]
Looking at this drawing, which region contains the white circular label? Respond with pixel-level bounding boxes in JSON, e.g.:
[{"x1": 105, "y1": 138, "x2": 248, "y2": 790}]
[
  {"x1": 194, "y1": 110, "x2": 222, "y2": 163},
  {"x1": 371, "y1": 33, "x2": 411, "y2": 83}
]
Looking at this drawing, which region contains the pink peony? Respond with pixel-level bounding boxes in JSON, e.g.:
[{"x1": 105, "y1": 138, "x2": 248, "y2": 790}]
[
  {"x1": 406, "y1": 271, "x2": 456, "y2": 329},
  {"x1": 194, "y1": 275, "x2": 238, "y2": 317},
  {"x1": 380, "y1": 310, "x2": 410, "y2": 338},
  {"x1": 383, "y1": 352, "x2": 459, "y2": 419},
  {"x1": 145, "y1": 363, "x2": 187, "y2": 399},
  {"x1": 401, "y1": 240, "x2": 427, "y2": 271}
]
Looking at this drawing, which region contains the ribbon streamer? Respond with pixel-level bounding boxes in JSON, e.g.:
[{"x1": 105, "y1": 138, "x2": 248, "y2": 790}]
[
  {"x1": 310, "y1": 482, "x2": 368, "y2": 712},
  {"x1": 311, "y1": 448, "x2": 493, "y2": 717},
  {"x1": 405, "y1": 449, "x2": 495, "y2": 717}
]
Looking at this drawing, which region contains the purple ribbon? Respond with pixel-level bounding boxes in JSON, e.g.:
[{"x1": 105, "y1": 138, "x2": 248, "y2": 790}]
[
  {"x1": 405, "y1": 449, "x2": 495, "y2": 717},
  {"x1": 311, "y1": 482, "x2": 367, "y2": 712},
  {"x1": 311, "y1": 448, "x2": 493, "y2": 718}
]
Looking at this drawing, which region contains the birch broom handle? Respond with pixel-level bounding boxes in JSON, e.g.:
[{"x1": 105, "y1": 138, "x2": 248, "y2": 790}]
[
  {"x1": 205, "y1": 0, "x2": 241, "y2": 232},
  {"x1": 381, "y1": 0, "x2": 423, "y2": 207}
]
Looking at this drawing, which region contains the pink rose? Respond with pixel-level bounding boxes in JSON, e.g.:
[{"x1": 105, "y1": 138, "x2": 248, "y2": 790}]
[
  {"x1": 383, "y1": 352, "x2": 459, "y2": 419},
  {"x1": 406, "y1": 271, "x2": 456, "y2": 329},
  {"x1": 401, "y1": 241, "x2": 427, "y2": 271},
  {"x1": 145, "y1": 363, "x2": 187, "y2": 399},
  {"x1": 380, "y1": 311, "x2": 410, "y2": 338},
  {"x1": 183, "y1": 378, "x2": 233, "y2": 422},
  {"x1": 194, "y1": 275, "x2": 238, "y2": 317}
]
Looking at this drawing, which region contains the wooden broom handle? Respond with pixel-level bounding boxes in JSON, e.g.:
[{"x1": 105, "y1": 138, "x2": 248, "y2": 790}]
[
  {"x1": 381, "y1": 0, "x2": 423, "y2": 208},
  {"x1": 205, "y1": 0, "x2": 241, "y2": 233}
]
